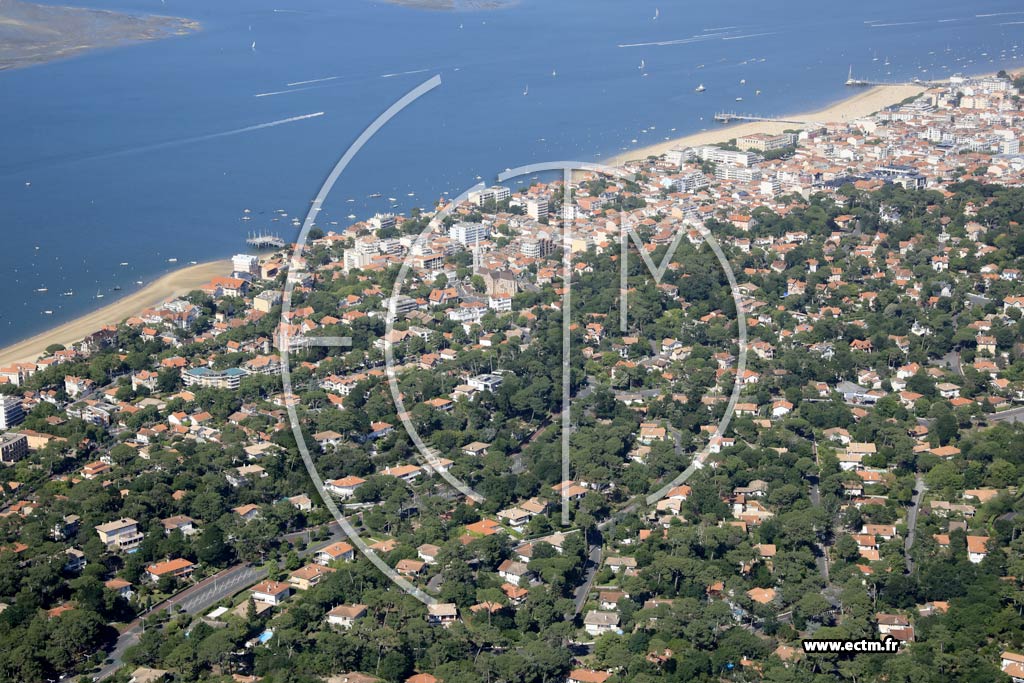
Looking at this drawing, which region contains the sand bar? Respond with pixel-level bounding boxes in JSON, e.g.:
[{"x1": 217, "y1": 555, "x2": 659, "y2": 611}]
[
  {"x1": 608, "y1": 83, "x2": 928, "y2": 166},
  {"x1": 0, "y1": 0, "x2": 198, "y2": 71},
  {"x1": 0, "y1": 259, "x2": 232, "y2": 367}
]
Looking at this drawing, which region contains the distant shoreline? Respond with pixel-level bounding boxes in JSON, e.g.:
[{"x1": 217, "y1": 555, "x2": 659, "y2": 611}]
[
  {"x1": 0, "y1": 0, "x2": 199, "y2": 72},
  {"x1": 606, "y1": 83, "x2": 928, "y2": 166},
  {"x1": 0, "y1": 260, "x2": 231, "y2": 367}
]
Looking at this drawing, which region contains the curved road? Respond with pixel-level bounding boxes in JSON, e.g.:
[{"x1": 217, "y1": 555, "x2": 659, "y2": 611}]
[
  {"x1": 94, "y1": 522, "x2": 346, "y2": 680},
  {"x1": 93, "y1": 563, "x2": 266, "y2": 680}
]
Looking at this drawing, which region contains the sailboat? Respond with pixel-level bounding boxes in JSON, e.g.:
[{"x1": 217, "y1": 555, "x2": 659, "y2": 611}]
[
  {"x1": 523, "y1": 85, "x2": 529, "y2": 96},
  {"x1": 639, "y1": 59, "x2": 646, "y2": 70},
  {"x1": 653, "y1": 7, "x2": 659, "y2": 20},
  {"x1": 695, "y1": 83, "x2": 706, "y2": 92},
  {"x1": 552, "y1": 69, "x2": 557, "y2": 77},
  {"x1": 251, "y1": 41, "x2": 256, "y2": 51}
]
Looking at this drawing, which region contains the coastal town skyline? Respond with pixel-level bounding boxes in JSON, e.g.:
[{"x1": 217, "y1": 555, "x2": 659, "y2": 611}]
[
  {"x1": 5, "y1": 2, "x2": 1024, "y2": 683},
  {"x1": 3, "y1": 0, "x2": 1024, "y2": 346}
]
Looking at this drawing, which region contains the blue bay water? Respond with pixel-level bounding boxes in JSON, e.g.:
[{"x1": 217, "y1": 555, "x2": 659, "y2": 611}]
[{"x1": 0, "y1": 0, "x2": 1022, "y2": 346}]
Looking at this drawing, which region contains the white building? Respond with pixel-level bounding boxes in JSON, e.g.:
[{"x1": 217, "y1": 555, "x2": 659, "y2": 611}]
[
  {"x1": 469, "y1": 185, "x2": 511, "y2": 205},
  {"x1": 526, "y1": 198, "x2": 549, "y2": 219},
  {"x1": 326, "y1": 604, "x2": 367, "y2": 629},
  {"x1": 450, "y1": 222, "x2": 491, "y2": 246},
  {"x1": 0, "y1": 396, "x2": 24, "y2": 430},
  {"x1": 584, "y1": 610, "x2": 620, "y2": 636},
  {"x1": 232, "y1": 254, "x2": 259, "y2": 278},
  {"x1": 95, "y1": 518, "x2": 144, "y2": 552}
]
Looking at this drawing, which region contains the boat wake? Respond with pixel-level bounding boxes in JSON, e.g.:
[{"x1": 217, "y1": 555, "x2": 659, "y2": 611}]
[
  {"x1": 381, "y1": 68, "x2": 432, "y2": 78},
  {"x1": 619, "y1": 33, "x2": 723, "y2": 48},
  {"x1": 255, "y1": 86, "x2": 322, "y2": 97},
  {"x1": 287, "y1": 75, "x2": 342, "y2": 86},
  {"x1": 4, "y1": 112, "x2": 327, "y2": 174},
  {"x1": 722, "y1": 32, "x2": 776, "y2": 41}
]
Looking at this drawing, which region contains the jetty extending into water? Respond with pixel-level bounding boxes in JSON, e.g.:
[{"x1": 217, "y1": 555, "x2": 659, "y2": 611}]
[
  {"x1": 713, "y1": 112, "x2": 811, "y2": 125},
  {"x1": 246, "y1": 232, "x2": 286, "y2": 249}
]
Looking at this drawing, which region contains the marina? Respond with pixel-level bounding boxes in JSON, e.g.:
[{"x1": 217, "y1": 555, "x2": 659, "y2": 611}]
[{"x1": 246, "y1": 232, "x2": 286, "y2": 249}]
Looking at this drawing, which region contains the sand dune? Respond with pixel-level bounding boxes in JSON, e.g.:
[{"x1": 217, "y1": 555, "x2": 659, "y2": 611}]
[
  {"x1": 0, "y1": 260, "x2": 231, "y2": 367},
  {"x1": 608, "y1": 84, "x2": 927, "y2": 166}
]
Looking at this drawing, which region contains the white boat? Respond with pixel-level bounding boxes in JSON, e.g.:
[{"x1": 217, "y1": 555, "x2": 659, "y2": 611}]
[
  {"x1": 552, "y1": 69, "x2": 557, "y2": 77},
  {"x1": 43, "y1": 310, "x2": 53, "y2": 315},
  {"x1": 36, "y1": 287, "x2": 48, "y2": 292},
  {"x1": 639, "y1": 59, "x2": 646, "y2": 70},
  {"x1": 695, "y1": 83, "x2": 706, "y2": 92},
  {"x1": 388, "y1": 197, "x2": 397, "y2": 202},
  {"x1": 735, "y1": 97, "x2": 743, "y2": 101},
  {"x1": 251, "y1": 41, "x2": 256, "y2": 51},
  {"x1": 755, "y1": 89, "x2": 761, "y2": 95},
  {"x1": 96, "y1": 291, "x2": 104, "y2": 299},
  {"x1": 167, "y1": 258, "x2": 178, "y2": 263},
  {"x1": 347, "y1": 213, "x2": 357, "y2": 219},
  {"x1": 740, "y1": 78, "x2": 746, "y2": 85},
  {"x1": 62, "y1": 291, "x2": 73, "y2": 297},
  {"x1": 135, "y1": 281, "x2": 144, "y2": 285},
  {"x1": 119, "y1": 262, "x2": 129, "y2": 266},
  {"x1": 523, "y1": 85, "x2": 529, "y2": 96}
]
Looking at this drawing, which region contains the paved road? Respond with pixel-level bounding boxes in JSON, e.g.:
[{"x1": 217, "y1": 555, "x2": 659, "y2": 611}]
[
  {"x1": 941, "y1": 350, "x2": 963, "y2": 377},
  {"x1": 570, "y1": 544, "x2": 603, "y2": 617},
  {"x1": 905, "y1": 475, "x2": 927, "y2": 572},
  {"x1": 94, "y1": 563, "x2": 266, "y2": 680},
  {"x1": 808, "y1": 475, "x2": 830, "y2": 583},
  {"x1": 989, "y1": 405, "x2": 1024, "y2": 424},
  {"x1": 95, "y1": 522, "x2": 347, "y2": 680}
]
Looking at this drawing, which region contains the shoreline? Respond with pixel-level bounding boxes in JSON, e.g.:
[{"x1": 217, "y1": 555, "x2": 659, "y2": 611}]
[
  {"x1": 606, "y1": 83, "x2": 928, "y2": 166},
  {"x1": 608, "y1": 66, "x2": 1021, "y2": 166},
  {"x1": 2, "y1": 70, "x2": 1016, "y2": 369},
  {"x1": 0, "y1": 0, "x2": 199, "y2": 72},
  {"x1": 0, "y1": 259, "x2": 231, "y2": 367}
]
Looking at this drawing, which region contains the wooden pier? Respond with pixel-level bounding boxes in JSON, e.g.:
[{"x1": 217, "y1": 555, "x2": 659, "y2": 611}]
[{"x1": 246, "y1": 233, "x2": 285, "y2": 249}]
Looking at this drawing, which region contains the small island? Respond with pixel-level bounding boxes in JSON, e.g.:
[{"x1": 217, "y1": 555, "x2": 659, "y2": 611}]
[{"x1": 0, "y1": 0, "x2": 198, "y2": 71}]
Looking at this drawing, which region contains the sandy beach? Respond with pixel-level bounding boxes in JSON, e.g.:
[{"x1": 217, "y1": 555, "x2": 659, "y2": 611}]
[
  {"x1": 607, "y1": 83, "x2": 927, "y2": 166},
  {"x1": 0, "y1": 259, "x2": 231, "y2": 367}
]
